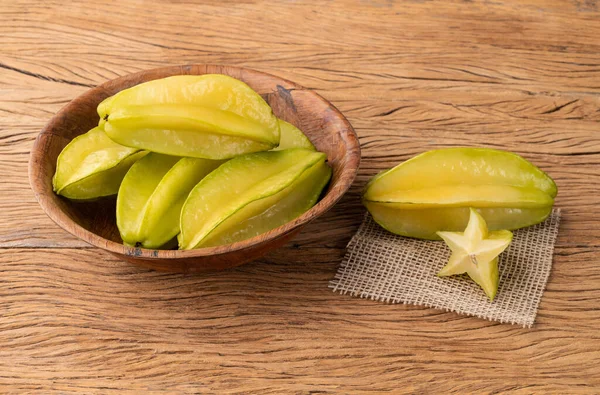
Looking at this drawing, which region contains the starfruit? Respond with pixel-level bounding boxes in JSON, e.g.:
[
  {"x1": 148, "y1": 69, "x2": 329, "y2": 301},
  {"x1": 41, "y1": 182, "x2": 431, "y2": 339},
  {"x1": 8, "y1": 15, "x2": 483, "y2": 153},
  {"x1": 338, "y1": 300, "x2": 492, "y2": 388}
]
[
  {"x1": 53, "y1": 126, "x2": 146, "y2": 200},
  {"x1": 273, "y1": 119, "x2": 315, "y2": 151},
  {"x1": 117, "y1": 152, "x2": 222, "y2": 249},
  {"x1": 363, "y1": 148, "x2": 557, "y2": 240},
  {"x1": 98, "y1": 75, "x2": 280, "y2": 159},
  {"x1": 437, "y1": 208, "x2": 513, "y2": 301},
  {"x1": 179, "y1": 148, "x2": 331, "y2": 249}
]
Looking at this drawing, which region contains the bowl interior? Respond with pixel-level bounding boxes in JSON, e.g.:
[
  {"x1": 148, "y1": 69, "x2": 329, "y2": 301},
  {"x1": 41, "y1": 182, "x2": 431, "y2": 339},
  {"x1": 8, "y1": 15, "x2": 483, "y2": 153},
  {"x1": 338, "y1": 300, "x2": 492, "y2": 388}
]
[{"x1": 29, "y1": 64, "x2": 360, "y2": 262}]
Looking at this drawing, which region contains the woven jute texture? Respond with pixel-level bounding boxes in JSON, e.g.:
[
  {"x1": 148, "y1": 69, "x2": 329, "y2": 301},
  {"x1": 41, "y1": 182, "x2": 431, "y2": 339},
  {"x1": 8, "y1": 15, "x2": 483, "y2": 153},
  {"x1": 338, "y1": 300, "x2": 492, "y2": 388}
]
[{"x1": 330, "y1": 209, "x2": 561, "y2": 327}]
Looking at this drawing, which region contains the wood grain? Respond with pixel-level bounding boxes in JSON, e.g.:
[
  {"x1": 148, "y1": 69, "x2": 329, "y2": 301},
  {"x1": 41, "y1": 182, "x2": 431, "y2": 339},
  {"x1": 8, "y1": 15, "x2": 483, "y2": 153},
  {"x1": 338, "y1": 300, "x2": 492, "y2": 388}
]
[{"x1": 1, "y1": 0, "x2": 600, "y2": 392}]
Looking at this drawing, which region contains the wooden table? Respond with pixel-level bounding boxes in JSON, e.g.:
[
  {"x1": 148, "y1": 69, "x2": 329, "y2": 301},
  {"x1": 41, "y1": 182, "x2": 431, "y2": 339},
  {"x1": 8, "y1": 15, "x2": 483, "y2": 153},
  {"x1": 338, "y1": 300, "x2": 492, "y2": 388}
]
[{"x1": 2, "y1": 0, "x2": 599, "y2": 392}]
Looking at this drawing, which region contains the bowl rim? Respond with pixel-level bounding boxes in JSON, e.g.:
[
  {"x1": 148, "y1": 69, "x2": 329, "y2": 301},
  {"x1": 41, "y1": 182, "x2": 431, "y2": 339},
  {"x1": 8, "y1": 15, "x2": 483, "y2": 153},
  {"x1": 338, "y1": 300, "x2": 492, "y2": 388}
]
[{"x1": 29, "y1": 64, "x2": 361, "y2": 260}]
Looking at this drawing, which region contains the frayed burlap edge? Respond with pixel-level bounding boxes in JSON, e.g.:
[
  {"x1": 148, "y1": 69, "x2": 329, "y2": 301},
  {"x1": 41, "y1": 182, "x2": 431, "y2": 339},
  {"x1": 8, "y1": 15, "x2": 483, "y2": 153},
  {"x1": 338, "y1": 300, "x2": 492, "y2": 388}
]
[{"x1": 330, "y1": 209, "x2": 561, "y2": 327}]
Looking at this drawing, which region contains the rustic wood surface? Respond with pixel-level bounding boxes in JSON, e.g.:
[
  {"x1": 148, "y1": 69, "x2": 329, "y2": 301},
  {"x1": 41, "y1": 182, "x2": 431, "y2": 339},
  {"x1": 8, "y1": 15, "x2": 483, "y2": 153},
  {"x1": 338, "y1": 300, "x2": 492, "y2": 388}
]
[{"x1": 2, "y1": 0, "x2": 599, "y2": 393}]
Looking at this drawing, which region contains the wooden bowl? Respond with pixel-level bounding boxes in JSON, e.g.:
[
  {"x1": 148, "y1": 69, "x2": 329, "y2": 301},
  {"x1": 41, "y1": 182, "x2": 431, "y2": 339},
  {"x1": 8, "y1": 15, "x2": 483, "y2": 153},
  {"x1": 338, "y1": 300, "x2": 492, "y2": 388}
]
[{"x1": 29, "y1": 65, "x2": 360, "y2": 272}]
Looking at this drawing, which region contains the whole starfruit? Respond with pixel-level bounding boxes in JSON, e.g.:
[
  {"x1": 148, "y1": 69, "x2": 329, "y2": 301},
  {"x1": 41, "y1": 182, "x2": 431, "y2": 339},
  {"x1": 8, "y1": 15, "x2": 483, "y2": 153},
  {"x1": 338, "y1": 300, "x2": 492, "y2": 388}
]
[
  {"x1": 53, "y1": 126, "x2": 146, "y2": 200},
  {"x1": 363, "y1": 148, "x2": 557, "y2": 240},
  {"x1": 179, "y1": 148, "x2": 331, "y2": 249},
  {"x1": 98, "y1": 75, "x2": 280, "y2": 159},
  {"x1": 117, "y1": 152, "x2": 222, "y2": 249}
]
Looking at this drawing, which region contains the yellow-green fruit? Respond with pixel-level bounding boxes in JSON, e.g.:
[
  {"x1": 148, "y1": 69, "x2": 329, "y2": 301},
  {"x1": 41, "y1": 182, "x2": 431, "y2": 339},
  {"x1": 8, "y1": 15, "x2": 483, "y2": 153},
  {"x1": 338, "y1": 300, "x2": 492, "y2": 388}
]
[
  {"x1": 179, "y1": 148, "x2": 331, "y2": 249},
  {"x1": 363, "y1": 148, "x2": 557, "y2": 240},
  {"x1": 99, "y1": 75, "x2": 280, "y2": 159},
  {"x1": 437, "y1": 208, "x2": 513, "y2": 301},
  {"x1": 53, "y1": 127, "x2": 145, "y2": 200},
  {"x1": 117, "y1": 152, "x2": 222, "y2": 249},
  {"x1": 272, "y1": 119, "x2": 315, "y2": 151}
]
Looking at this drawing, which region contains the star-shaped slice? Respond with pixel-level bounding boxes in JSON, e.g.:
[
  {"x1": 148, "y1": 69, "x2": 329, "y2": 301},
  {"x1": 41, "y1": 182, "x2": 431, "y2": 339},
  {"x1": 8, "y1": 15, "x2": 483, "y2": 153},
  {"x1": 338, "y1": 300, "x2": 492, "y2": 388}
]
[{"x1": 436, "y1": 208, "x2": 513, "y2": 301}]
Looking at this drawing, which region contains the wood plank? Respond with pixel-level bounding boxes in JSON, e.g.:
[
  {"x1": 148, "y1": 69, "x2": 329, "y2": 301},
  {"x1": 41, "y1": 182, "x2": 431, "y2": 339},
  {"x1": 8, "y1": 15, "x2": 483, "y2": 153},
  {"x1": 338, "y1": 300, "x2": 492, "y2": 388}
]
[
  {"x1": 1, "y1": 1, "x2": 600, "y2": 93},
  {"x1": 2, "y1": 0, "x2": 600, "y2": 391},
  {"x1": 0, "y1": 247, "x2": 598, "y2": 392}
]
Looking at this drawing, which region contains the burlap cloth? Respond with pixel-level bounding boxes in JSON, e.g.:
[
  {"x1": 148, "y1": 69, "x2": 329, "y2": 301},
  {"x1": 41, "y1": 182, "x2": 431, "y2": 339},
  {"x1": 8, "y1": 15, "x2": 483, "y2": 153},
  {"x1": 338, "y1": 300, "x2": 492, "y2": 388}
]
[{"x1": 330, "y1": 209, "x2": 561, "y2": 327}]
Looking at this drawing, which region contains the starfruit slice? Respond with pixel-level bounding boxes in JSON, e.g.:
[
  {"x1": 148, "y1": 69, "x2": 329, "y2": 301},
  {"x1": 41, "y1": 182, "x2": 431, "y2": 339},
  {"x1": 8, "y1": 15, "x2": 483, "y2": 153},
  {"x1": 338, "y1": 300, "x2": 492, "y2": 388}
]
[
  {"x1": 273, "y1": 119, "x2": 315, "y2": 151},
  {"x1": 179, "y1": 148, "x2": 331, "y2": 249},
  {"x1": 363, "y1": 148, "x2": 557, "y2": 239},
  {"x1": 117, "y1": 152, "x2": 222, "y2": 249},
  {"x1": 99, "y1": 75, "x2": 280, "y2": 159},
  {"x1": 53, "y1": 127, "x2": 145, "y2": 200},
  {"x1": 437, "y1": 208, "x2": 513, "y2": 301}
]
